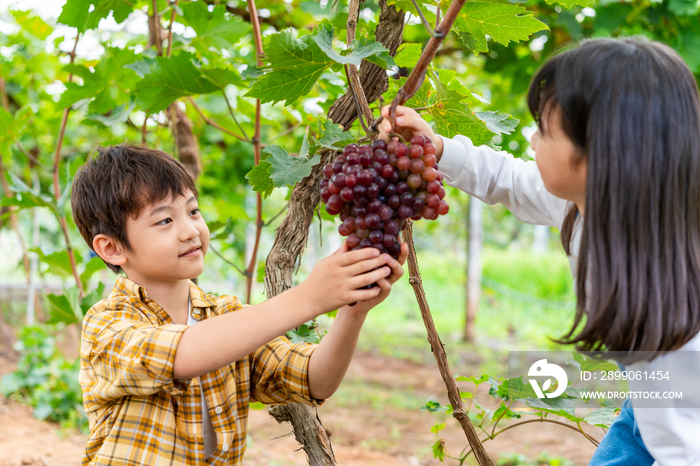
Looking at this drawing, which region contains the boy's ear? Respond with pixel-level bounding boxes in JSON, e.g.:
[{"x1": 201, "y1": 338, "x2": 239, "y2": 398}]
[{"x1": 92, "y1": 234, "x2": 127, "y2": 268}]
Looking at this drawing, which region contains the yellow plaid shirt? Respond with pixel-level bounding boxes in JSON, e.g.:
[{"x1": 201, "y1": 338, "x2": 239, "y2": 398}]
[{"x1": 80, "y1": 276, "x2": 321, "y2": 465}]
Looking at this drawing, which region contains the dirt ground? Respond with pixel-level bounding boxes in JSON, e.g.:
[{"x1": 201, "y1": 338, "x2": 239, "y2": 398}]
[{"x1": 0, "y1": 333, "x2": 598, "y2": 466}]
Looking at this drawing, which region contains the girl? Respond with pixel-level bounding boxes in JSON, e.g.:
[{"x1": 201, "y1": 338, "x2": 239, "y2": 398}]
[{"x1": 380, "y1": 38, "x2": 700, "y2": 465}]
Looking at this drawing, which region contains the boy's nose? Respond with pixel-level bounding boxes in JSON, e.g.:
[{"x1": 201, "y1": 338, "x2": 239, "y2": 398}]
[{"x1": 179, "y1": 221, "x2": 200, "y2": 241}]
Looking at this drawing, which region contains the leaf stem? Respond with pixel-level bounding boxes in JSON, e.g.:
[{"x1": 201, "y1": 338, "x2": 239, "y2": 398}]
[
  {"x1": 166, "y1": 0, "x2": 179, "y2": 57},
  {"x1": 221, "y1": 90, "x2": 250, "y2": 142},
  {"x1": 187, "y1": 97, "x2": 247, "y2": 141},
  {"x1": 53, "y1": 33, "x2": 84, "y2": 298},
  {"x1": 264, "y1": 202, "x2": 289, "y2": 227},
  {"x1": 208, "y1": 243, "x2": 249, "y2": 277},
  {"x1": 411, "y1": 0, "x2": 437, "y2": 36},
  {"x1": 245, "y1": 0, "x2": 265, "y2": 305}
]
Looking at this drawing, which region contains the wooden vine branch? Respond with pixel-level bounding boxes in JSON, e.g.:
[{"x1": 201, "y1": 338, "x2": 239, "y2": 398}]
[
  {"x1": 263, "y1": 2, "x2": 404, "y2": 464},
  {"x1": 345, "y1": 0, "x2": 374, "y2": 132},
  {"x1": 53, "y1": 33, "x2": 84, "y2": 298},
  {"x1": 245, "y1": 0, "x2": 265, "y2": 305},
  {"x1": 403, "y1": 223, "x2": 494, "y2": 466},
  {"x1": 387, "y1": 0, "x2": 468, "y2": 127}
]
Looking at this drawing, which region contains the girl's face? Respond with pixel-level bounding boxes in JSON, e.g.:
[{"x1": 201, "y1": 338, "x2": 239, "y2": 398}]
[{"x1": 531, "y1": 107, "x2": 588, "y2": 211}]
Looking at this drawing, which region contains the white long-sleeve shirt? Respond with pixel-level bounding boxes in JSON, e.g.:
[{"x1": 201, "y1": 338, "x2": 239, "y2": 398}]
[{"x1": 438, "y1": 134, "x2": 700, "y2": 466}]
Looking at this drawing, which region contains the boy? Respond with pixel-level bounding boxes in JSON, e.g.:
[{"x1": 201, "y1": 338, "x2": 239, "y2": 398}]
[{"x1": 71, "y1": 145, "x2": 406, "y2": 465}]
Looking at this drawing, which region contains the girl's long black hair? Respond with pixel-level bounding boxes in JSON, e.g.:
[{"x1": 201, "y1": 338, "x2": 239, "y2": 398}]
[{"x1": 527, "y1": 37, "x2": 700, "y2": 362}]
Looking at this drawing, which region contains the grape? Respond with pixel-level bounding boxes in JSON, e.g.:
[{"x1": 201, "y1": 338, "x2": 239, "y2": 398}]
[
  {"x1": 411, "y1": 135, "x2": 426, "y2": 146},
  {"x1": 427, "y1": 180, "x2": 441, "y2": 194},
  {"x1": 347, "y1": 233, "x2": 361, "y2": 249},
  {"x1": 437, "y1": 201, "x2": 449, "y2": 216},
  {"x1": 340, "y1": 186, "x2": 354, "y2": 202},
  {"x1": 319, "y1": 135, "x2": 449, "y2": 260},
  {"x1": 381, "y1": 164, "x2": 394, "y2": 179},
  {"x1": 407, "y1": 174, "x2": 422, "y2": 189},
  {"x1": 344, "y1": 144, "x2": 359, "y2": 155},
  {"x1": 372, "y1": 139, "x2": 387, "y2": 151},
  {"x1": 426, "y1": 193, "x2": 440, "y2": 208},
  {"x1": 347, "y1": 153, "x2": 361, "y2": 165},
  {"x1": 323, "y1": 164, "x2": 334, "y2": 178},
  {"x1": 378, "y1": 204, "x2": 393, "y2": 221},
  {"x1": 366, "y1": 213, "x2": 381, "y2": 229},
  {"x1": 345, "y1": 174, "x2": 358, "y2": 188},
  {"x1": 398, "y1": 205, "x2": 413, "y2": 218},
  {"x1": 374, "y1": 150, "x2": 389, "y2": 165},
  {"x1": 395, "y1": 143, "x2": 408, "y2": 158},
  {"x1": 367, "y1": 184, "x2": 380, "y2": 198},
  {"x1": 388, "y1": 195, "x2": 401, "y2": 209},
  {"x1": 367, "y1": 198, "x2": 382, "y2": 212},
  {"x1": 369, "y1": 230, "x2": 383, "y2": 244},
  {"x1": 409, "y1": 145, "x2": 423, "y2": 159},
  {"x1": 410, "y1": 159, "x2": 425, "y2": 174},
  {"x1": 358, "y1": 170, "x2": 373, "y2": 186}
]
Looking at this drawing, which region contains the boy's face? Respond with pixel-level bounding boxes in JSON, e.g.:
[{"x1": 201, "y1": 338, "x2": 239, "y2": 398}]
[{"x1": 120, "y1": 190, "x2": 209, "y2": 285}]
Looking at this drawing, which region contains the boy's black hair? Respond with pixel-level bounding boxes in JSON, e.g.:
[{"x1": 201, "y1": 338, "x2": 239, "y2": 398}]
[
  {"x1": 527, "y1": 37, "x2": 700, "y2": 362},
  {"x1": 71, "y1": 144, "x2": 198, "y2": 274}
]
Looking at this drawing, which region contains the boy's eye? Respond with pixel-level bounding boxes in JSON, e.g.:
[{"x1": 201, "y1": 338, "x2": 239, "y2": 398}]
[
  {"x1": 157, "y1": 218, "x2": 173, "y2": 225},
  {"x1": 189, "y1": 208, "x2": 200, "y2": 216}
]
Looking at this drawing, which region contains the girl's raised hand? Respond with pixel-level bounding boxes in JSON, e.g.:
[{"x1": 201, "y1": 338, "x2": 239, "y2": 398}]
[{"x1": 379, "y1": 106, "x2": 444, "y2": 160}]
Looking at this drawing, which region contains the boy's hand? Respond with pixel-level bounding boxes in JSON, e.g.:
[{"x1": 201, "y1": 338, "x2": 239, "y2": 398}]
[
  {"x1": 340, "y1": 241, "x2": 408, "y2": 317},
  {"x1": 379, "y1": 106, "x2": 444, "y2": 161},
  {"x1": 302, "y1": 243, "x2": 397, "y2": 316}
]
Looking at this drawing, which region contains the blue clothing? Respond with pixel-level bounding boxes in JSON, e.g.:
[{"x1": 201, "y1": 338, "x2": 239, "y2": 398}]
[{"x1": 588, "y1": 399, "x2": 655, "y2": 466}]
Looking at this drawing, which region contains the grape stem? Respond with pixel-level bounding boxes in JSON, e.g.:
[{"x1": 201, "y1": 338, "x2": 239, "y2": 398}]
[{"x1": 403, "y1": 222, "x2": 495, "y2": 466}]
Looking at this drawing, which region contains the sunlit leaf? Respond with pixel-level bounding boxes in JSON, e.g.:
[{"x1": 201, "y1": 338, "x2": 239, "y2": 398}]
[
  {"x1": 180, "y1": 1, "x2": 251, "y2": 54},
  {"x1": 245, "y1": 29, "x2": 332, "y2": 106},
  {"x1": 455, "y1": 3, "x2": 549, "y2": 54}
]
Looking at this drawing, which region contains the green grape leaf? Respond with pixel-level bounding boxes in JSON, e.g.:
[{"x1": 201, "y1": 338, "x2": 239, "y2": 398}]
[
  {"x1": 488, "y1": 376, "x2": 538, "y2": 401},
  {"x1": 264, "y1": 136, "x2": 321, "y2": 188},
  {"x1": 524, "y1": 396, "x2": 583, "y2": 423},
  {"x1": 46, "y1": 287, "x2": 82, "y2": 325},
  {"x1": 432, "y1": 438, "x2": 446, "y2": 461},
  {"x1": 30, "y1": 247, "x2": 83, "y2": 279},
  {"x1": 312, "y1": 20, "x2": 395, "y2": 68},
  {"x1": 430, "y1": 94, "x2": 493, "y2": 145},
  {"x1": 125, "y1": 58, "x2": 157, "y2": 78},
  {"x1": 245, "y1": 161, "x2": 275, "y2": 198},
  {"x1": 86, "y1": 102, "x2": 133, "y2": 126},
  {"x1": 583, "y1": 407, "x2": 620, "y2": 428},
  {"x1": 245, "y1": 29, "x2": 332, "y2": 106},
  {"x1": 58, "y1": 48, "x2": 139, "y2": 113},
  {"x1": 11, "y1": 10, "x2": 53, "y2": 40},
  {"x1": 430, "y1": 422, "x2": 446, "y2": 433},
  {"x1": 80, "y1": 256, "x2": 107, "y2": 289},
  {"x1": 455, "y1": 3, "x2": 549, "y2": 54},
  {"x1": 572, "y1": 352, "x2": 620, "y2": 373},
  {"x1": 58, "y1": 0, "x2": 134, "y2": 33},
  {"x1": 668, "y1": 0, "x2": 700, "y2": 16},
  {"x1": 80, "y1": 282, "x2": 107, "y2": 316},
  {"x1": 546, "y1": 0, "x2": 594, "y2": 7},
  {"x1": 287, "y1": 322, "x2": 320, "y2": 344},
  {"x1": 134, "y1": 53, "x2": 234, "y2": 112},
  {"x1": 180, "y1": 1, "x2": 251, "y2": 54},
  {"x1": 394, "y1": 43, "x2": 423, "y2": 69},
  {"x1": 475, "y1": 111, "x2": 519, "y2": 135},
  {"x1": 312, "y1": 119, "x2": 355, "y2": 150},
  {"x1": 0, "y1": 106, "x2": 34, "y2": 161}
]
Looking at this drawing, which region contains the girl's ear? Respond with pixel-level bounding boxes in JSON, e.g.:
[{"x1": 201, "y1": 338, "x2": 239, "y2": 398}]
[{"x1": 92, "y1": 234, "x2": 127, "y2": 268}]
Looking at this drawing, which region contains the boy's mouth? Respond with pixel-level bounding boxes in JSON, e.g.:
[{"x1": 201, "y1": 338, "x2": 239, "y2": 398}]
[{"x1": 179, "y1": 245, "x2": 202, "y2": 257}]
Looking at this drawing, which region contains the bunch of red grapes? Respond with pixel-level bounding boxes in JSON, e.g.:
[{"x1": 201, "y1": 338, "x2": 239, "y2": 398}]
[{"x1": 320, "y1": 135, "x2": 449, "y2": 259}]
